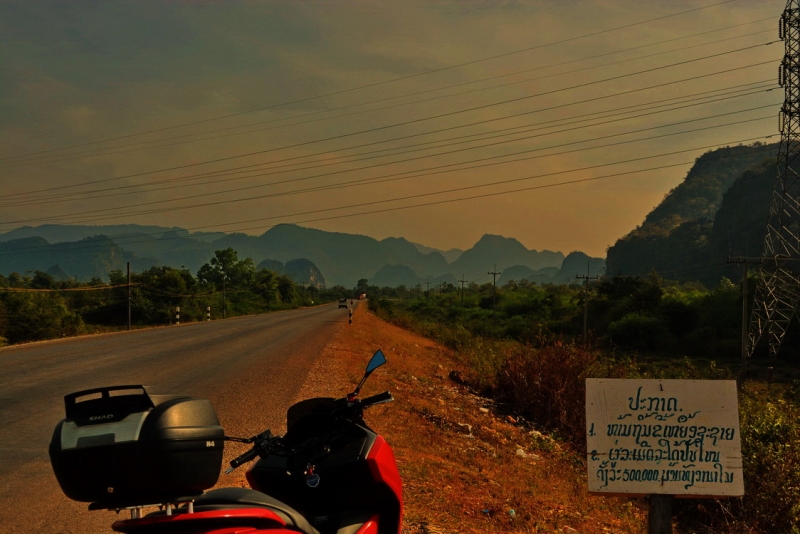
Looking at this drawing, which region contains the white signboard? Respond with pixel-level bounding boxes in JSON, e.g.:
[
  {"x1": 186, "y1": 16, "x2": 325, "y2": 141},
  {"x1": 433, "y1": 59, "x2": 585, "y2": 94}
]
[{"x1": 586, "y1": 379, "x2": 743, "y2": 496}]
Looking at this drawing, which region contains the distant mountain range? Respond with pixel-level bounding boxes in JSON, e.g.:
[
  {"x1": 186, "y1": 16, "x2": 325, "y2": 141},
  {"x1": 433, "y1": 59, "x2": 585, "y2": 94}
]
[{"x1": 0, "y1": 223, "x2": 603, "y2": 287}]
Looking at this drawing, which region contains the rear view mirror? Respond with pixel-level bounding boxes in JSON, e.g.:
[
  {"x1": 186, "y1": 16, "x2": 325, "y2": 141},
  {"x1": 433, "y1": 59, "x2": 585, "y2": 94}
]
[
  {"x1": 366, "y1": 350, "x2": 386, "y2": 373},
  {"x1": 351, "y1": 350, "x2": 388, "y2": 397}
]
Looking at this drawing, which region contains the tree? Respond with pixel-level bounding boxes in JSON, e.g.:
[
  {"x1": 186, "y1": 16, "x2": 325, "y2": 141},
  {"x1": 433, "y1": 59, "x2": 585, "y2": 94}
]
[
  {"x1": 0, "y1": 292, "x2": 83, "y2": 343},
  {"x1": 255, "y1": 269, "x2": 278, "y2": 307},
  {"x1": 356, "y1": 278, "x2": 369, "y2": 294},
  {"x1": 7, "y1": 272, "x2": 23, "y2": 288},
  {"x1": 108, "y1": 269, "x2": 126, "y2": 286},
  {"x1": 30, "y1": 271, "x2": 55, "y2": 289},
  {"x1": 277, "y1": 275, "x2": 295, "y2": 303},
  {"x1": 197, "y1": 248, "x2": 255, "y2": 288}
]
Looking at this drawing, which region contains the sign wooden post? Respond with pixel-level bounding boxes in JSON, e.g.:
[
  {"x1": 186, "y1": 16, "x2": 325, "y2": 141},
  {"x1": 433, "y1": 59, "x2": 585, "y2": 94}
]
[{"x1": 586, "y1": 379, "x2": 743, "y2": 533}]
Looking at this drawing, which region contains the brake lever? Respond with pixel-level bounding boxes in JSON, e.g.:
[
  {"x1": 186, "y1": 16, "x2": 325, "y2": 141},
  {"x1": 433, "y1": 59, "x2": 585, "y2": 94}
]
[{"x1": 224, "y1": 436, "x2": 253, "y2": 444}]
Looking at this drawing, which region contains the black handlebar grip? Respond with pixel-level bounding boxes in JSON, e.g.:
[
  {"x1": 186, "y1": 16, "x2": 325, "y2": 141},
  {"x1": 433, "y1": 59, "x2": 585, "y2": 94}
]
[
  {"x1": 229, "y1": 447, "x2": 259, "y2": 469},
  {"x1": 362, "y1": 391, "x2": 393, "y2": 407}
]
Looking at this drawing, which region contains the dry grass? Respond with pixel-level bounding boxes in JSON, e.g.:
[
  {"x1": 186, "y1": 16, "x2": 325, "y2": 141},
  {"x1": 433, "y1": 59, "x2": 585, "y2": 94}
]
[
  {"x1": 496, "y1": 340, "x2": 600, "y2": 448},
  {"x1": 305, "y1": 305, "x2": 646, "y2": 533}
]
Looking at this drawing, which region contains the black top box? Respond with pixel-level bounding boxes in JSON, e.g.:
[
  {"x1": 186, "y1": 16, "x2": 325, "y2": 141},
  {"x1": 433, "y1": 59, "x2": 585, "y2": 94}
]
[{"x1": 49, "y1": 385, "x2": 224, "y2": 509}]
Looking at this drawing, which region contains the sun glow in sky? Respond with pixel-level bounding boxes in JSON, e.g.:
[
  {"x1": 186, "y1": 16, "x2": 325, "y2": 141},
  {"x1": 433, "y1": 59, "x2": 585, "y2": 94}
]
[{"x1": 0, "y1": 0, "x2": 784, "y2": 257}]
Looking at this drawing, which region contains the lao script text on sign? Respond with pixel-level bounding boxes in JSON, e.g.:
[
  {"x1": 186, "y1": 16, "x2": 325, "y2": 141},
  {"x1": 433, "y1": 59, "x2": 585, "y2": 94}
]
[{"x1": 586, "y1": 379, "x2": 743, "y2": 496}]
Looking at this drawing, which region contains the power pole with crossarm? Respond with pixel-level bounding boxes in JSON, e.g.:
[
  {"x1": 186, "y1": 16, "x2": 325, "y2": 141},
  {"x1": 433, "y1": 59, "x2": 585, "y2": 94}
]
[
  {"x1": 488, "y1": 265, "x2": 501, "y2": 312},
  {"x1": 458, "y1": 275, "x2": 468, "y2": 305},
  {"x1": 576, "y1": 262, "x2": 599, "y2": 344}
]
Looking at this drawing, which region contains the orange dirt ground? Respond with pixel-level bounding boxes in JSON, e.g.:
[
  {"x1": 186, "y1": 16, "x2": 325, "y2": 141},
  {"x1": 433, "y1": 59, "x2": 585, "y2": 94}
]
[{"x1": 296, "y1": 304, "x2": 647, "y2": 534}]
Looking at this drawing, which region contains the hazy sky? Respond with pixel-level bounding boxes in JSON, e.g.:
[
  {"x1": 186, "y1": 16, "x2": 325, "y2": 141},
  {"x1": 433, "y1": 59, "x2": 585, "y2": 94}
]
[{"x1": 0, "y1": 0, "x2": 784, "y2": 257}]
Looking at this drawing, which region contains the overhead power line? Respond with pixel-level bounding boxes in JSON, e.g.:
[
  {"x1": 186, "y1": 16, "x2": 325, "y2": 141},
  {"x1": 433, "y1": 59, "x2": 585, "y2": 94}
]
[
  {"x1": 1, "y1": 81, "x2": 774, "y2": 211},
  {"x1": 3, "y1": 103, "x2": 776, "y2": 227},
  {"x1": 3, "y1": 53, "x2": 779, "y2": 203},
  {"x1": 3, "y1": 78, "x2": 774, "y2": 210},
  {"x1": 0, "y1": 0, "x2": 748, "y2": 162},
  {"x1": 253, "y1": 138, "x2": 774, "y2": 234},
  {"x1": 0, "y1": 284, "x2": 129, "y2": 293},
  {"x1": 0, "y1": 138, "x2": 777, "y2": 257},
  {"x1": 1, "y1": 23, "x2": 775, "y2": 168}
]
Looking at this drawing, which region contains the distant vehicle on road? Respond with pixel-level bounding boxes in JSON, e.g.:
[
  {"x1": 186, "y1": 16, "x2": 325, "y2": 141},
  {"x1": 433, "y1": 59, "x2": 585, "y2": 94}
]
[
  {"x1": 338, "y1": 298, "x2": 348, "y2": 308},
  {"x1": 359, "y1": 294, "x2": 367, "y2": 300}
]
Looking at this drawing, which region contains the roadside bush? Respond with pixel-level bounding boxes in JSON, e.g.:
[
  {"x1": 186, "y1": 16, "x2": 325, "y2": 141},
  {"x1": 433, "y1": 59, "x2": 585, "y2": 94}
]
[
  {"x1": 368, "y1": 298, "x2": 394, "y2": 316},
  {"x1": 676, "y1": 391, "x2": 800, "y2": 533},
  {"x1": 738, "y1": 395, "x2": 800, "y2": 531},
  {"x1": 607, "y1": 312, "x2": 672, "y2": 350},
  {"x1": 505, "y1": 315, "x2": 534, "y2": 341},
  {"x1": 660, "y1": 296, "x2": 699, "y2": 338},
  {"x1": 452, "y1": 331, "x2": 507, "y2": 394},
  {"x1": 0, "y1": 292, "x2": 84, "y2": 343},
  {"x1": 496, "y1": 339, "x2": 599, "y2": 447}
]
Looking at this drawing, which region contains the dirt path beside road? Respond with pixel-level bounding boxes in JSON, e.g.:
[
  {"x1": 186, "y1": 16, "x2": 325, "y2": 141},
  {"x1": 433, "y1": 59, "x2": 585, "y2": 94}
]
[{"x1": 306, "y1": 304, "x2": 647, "y2": 534}]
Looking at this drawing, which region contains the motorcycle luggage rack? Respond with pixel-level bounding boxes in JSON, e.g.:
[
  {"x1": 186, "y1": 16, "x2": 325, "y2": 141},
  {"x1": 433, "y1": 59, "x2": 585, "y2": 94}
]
[
  {"x1": 121, "y1": 500, "x2": 194, "y2": 520},
  {"x1": 64, "y1": 385, "x2": 156, "y2": 426},
  {"x1": 88, "y1": 494, "x2": 200, "y2": 513}
]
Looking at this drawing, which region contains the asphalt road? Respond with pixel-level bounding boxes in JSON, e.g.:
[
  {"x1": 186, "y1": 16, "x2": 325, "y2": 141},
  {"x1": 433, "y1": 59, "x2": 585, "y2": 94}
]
[{"x1": 0, "y1": 304, "x2": 350, "y2": 533}]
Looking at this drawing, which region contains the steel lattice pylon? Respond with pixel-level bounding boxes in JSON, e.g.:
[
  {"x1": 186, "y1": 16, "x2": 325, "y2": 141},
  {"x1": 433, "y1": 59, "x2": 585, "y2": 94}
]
[{"x1": 747, "y1": 1, "x2": 800, "y2": 358}]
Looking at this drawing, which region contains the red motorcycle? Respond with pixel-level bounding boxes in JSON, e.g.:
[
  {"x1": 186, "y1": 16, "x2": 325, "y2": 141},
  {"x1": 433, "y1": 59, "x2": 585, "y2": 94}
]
[{"x1": 49, "y1": 350, "x2": 402, "y2": 534}]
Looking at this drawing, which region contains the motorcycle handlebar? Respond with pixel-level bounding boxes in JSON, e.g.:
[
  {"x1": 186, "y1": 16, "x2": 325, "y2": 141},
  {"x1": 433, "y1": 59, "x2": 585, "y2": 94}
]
[
  {"x1": 227, "y1": 447, "x2": 259, "y2": 473},
  {"x1": 361, "y1": 391, "x2": 393, "y2": 408},
  {"x1": 225, "y1": 392, "x2": 392, "y2": 474},
  {"x1": 226, "y1": 430, "x2": 278, "y2": 473}
]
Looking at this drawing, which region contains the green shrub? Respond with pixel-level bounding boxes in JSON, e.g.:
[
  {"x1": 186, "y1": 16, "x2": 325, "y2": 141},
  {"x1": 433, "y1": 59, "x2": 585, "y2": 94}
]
[
  {"x1": 608, "y1": 312, "x2": 672, "y2": 350},
  {"x1": 676, "y1": 391, "x2": 800, "y2": 533},
  {"x1": 0, "y1": 292, "x2": 84, "y2": 343},
  {"x1": 369, "y1": 298, "x2": 394, "y2": 316}
]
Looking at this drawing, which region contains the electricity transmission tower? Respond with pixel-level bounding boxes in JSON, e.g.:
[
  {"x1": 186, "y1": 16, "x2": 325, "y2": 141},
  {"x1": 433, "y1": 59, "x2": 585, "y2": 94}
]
[{"x1": 747, "y1": 1, "x2": 800, "y2": 361}]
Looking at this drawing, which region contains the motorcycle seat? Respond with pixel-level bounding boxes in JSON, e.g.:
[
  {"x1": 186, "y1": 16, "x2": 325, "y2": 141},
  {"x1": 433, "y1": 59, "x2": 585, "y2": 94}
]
[{"x1": 192, "y1": 488, "x2": 321, "y2": 534}]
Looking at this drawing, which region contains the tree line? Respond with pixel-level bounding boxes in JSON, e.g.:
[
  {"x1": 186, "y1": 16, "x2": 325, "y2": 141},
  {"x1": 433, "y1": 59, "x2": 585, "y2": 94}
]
[
  {"x1": 365, "y1": 271, "x2": 800, "y2": 366},
  {"x1": 0, "y1": 248, "x2": 354, "y2": 346}
]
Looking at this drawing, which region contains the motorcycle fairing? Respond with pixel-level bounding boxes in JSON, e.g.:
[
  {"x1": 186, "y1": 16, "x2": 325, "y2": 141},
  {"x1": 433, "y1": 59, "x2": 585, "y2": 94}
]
[
  {"x1": 365, "y1": 437, "x2": 402, "y2": 534},
  {"x1": 333, "y1": 514, "x2": 378, "y2": 534},
  {"x1": 190, "y1": 488, "x2": 320, "y2": 534},
  {"x1": 246, "y1": 424, "x2": 400, "y2": 534}
]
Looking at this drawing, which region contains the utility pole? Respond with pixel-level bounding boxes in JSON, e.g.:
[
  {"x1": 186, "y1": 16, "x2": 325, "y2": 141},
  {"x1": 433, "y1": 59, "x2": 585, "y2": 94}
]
[
  {"x1": 748, "y1": 3, "x2": 800, "y2": 362},
  {"x1": 425, "y1": 281, "x2": 430, "y2": 299},
  {"x1": 127, "y1": 262, "x2": 131, "y2": 331},
  {"x1": 458, "y1": 275, "x2": 468, "y2": 305},
  {"x1": 576, "y1": 262, "x2": 599, "y2": 344},
  {"x1": 222, "y1": 276, "x2": 226, "y2": 319},
  {"x1": 488, "y1": 265, "x2": 501, "y2": 312},
  {"x1": 728, "y1": 256, "x2": 762, "y2": 384},
  {"x1": 301, "y1": 282, "x2": 307, "y2": 305}
]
